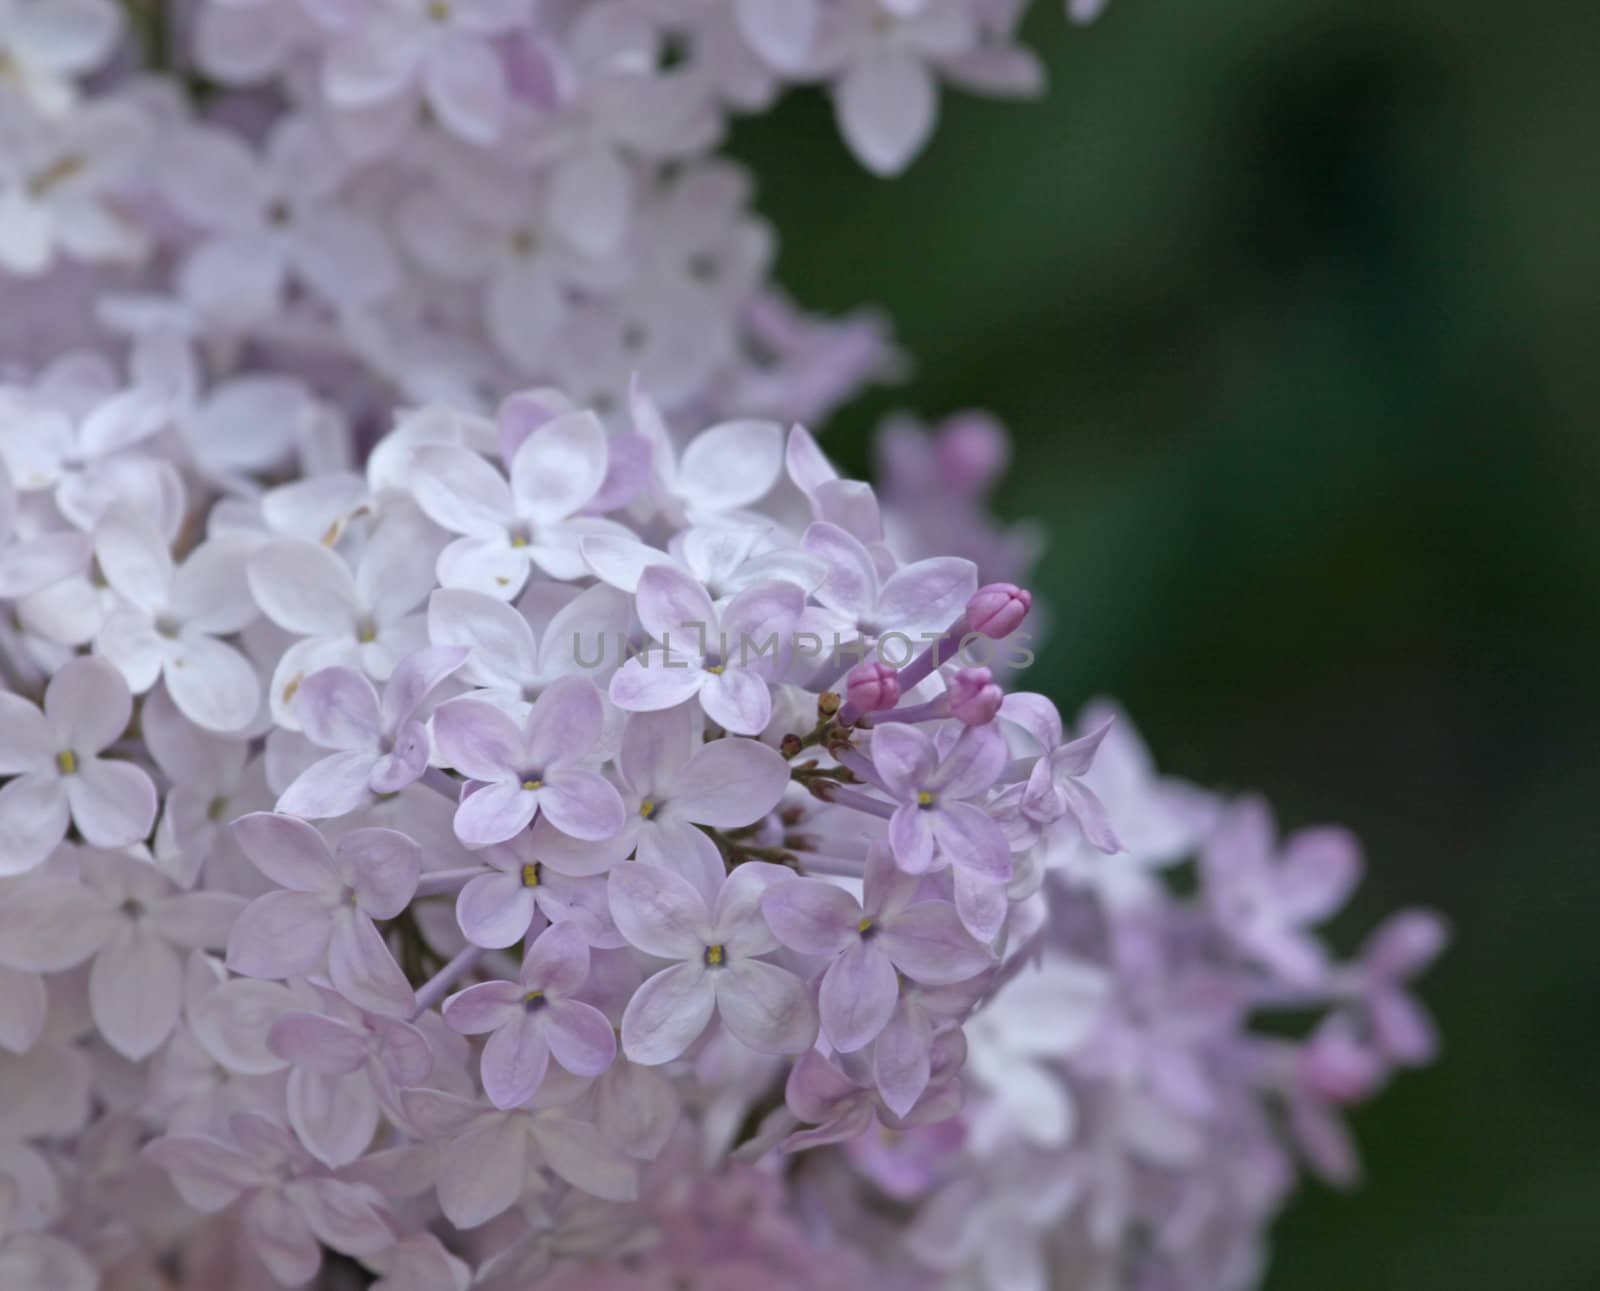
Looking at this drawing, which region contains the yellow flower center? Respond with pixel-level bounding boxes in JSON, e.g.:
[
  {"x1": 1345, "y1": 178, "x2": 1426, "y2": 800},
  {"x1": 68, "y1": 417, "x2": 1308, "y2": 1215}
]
[
  {"x1": 704, "y1": 944, "x2": 725, "y2": 967},
  {"x1": 521, "y1": 863, "x2": 541, "y2": 888},
  {"x1": 56, "y1": 750, "x2": 77, "y2": 775},
  {"x1": 705, "y1": 664, "x2": 725, "y2": 675},
  {"x1": 857, "y1": 917, "x2": 874, "y2": 935},
  {"x1": 639, "y1": 798, "x2": 656, "y2": 819},
  {"x1": 521, "y1": 778, "x2": 543, "y2": 791},
  {"x1": 916, "y1": 790, "x2": 935, "y2": 807}
]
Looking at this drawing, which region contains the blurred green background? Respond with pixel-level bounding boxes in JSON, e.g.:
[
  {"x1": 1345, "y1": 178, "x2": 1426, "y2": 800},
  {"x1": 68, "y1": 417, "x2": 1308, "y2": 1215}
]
[{"x1": 731, "y1": 0, "x2": 1600, "y2": 1286}]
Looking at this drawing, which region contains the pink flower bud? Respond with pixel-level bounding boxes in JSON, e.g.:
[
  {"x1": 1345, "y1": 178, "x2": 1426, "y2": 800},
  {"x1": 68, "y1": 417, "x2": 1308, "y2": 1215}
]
[
  {"x1": 845, "y1": 661, "x2": 900, "y2": 715},
  {"x1": 947, "y1": 668, "x2": 1003, "y2": 726},
  {"x1": 933, "y1": 413, "x2": 1009, "y2": 496},
  {"x1": 965, "y1": 583, "x2": 1031, "y2": 639}
]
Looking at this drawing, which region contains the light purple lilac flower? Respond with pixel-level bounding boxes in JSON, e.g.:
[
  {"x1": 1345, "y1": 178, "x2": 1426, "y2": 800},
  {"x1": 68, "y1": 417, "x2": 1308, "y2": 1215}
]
[
  {"x1": 443, "y1": 922, "x2": 616, "y2": 1108},
  {"x1": 277, "y1": 645, "x2": 468, "y2": 818},
  {"x1": 609, "y1": 861, "x2": 818, "y2": 1064},
  {"x1": 762, "y1": 847, "x2": 991, "y2": 1052},
  {"x1": 432, "y1": 675, "x2": 624, "y2": 847},
  {"x1": 608, "y1": 565, "x2": 804, "y2": 736},
  {"x1": 226, "y1": 813, "x2": 420, "y2": 1017},
  {"x1": 0, "y1": 655, "x2": 156, "y2": 874}
]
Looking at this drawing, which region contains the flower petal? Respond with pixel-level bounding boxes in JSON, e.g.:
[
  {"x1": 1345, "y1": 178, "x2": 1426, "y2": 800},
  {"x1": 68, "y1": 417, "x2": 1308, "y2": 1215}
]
[
  {"x1": 759, "y1": 878, "x2": 858, "y2": 957},
  {"x1": 45, "y1": 656, "x2": 132, "y2": 753},
  {"x1": 328, "y1": 909, "x2": 415, "y2": 1017},
  {"x1": 713, "y1": 958, "x2": 818, "y2": 1055},
  {"x1": 226, "y1": 891, "x2": 333, "y2": 980},
  {"x1": 620, "y1": 961, "x2": 714, "y2": 1066},
  {"x1": 672, "y1": 734, "x2": 789, "y2": 827},
  {"x1": 819, "y1": 941, "x2": 897, "y2": 1053},
  {"x1": 89, "y1": 924, "x2": 182, "y2": 1060},
  {"x1": 66, "y1": 756, "x2": 156, "y2": 847},
  {"x1": 607, "y1": 863, "x2": 710, "y2": 961},
  {"x1": 480, "y1": 1011, "x2": 550, "y2": 1109},
  {"x1": 455, "y1": 871, "x2": 536, "y2": 950},
  {"x1": 546, "y1": 998, "x2": 617, "y2": 1077},
  {"x1": 231, "y1": 813, "x2": 337, "y2": 892}
]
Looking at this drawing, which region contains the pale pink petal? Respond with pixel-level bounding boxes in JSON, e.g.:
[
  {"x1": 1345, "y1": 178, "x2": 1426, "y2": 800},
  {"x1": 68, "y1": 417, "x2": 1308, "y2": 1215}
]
[
  {"x1": 522, "y1": 675, "x2": 603, "y2": 769},
  {"x1": 713, "y1": 958, "x2": 818, "y2": 1055},
  {"x1": 480, "y1": 1011, "x2": 550, "y2": 1108},
  {"x1": 819, "y1": 941, "x2": 897, "y2": 1052},
  {"x1": 545, "y1": 998, "x2": 616, "y2": 1077},
  {"x1": 248, "y1": 540, "x2": 359, "y2": 636},
  {"x1": 676, "y1": 420, "x2": 784, "y2": 513},
  {"x1": 879, "y1": 901, "x2": 992, "y2": 984},
  {"x1": 45, "y1": 655, "x2": 131, "y2": 752},
  {"x1": 0, "y1": 876, "x2": 117, "y2": 971},
  {"x1": 66, "y1": 756, "x2": 156, "y2": 847},
  {"x1": 872, "y1": 723, "x2": 938, "y2": 800},
  {"x1": 427, "y1": 588, "x2": 537, "y2": 691},
  {"x1": 634, "y1": 565, "x2": 716, "y2": 648},
  {"x1": 802, "y1": 521, "x2": 879, "y2": 622},
  {"x1": 295, "y1": 667, "x2": 381, "y2": 751},
  {"x1": 0, "y1": 695, "x2": 52, "y2": 776},
  {"x1": 276, "y1": 749, "x2": 376, "y2": 819},
  {"x1": 231, "y1": 812, "x2": 337, "y2": 892},
  {"x1": 338, "y1": 827, "x2": 420, "y2": 919},
  {"x1": 607, "y1": 654, "x2": 705, "y2": 713},
  {"x1": 266, "y1": 1012, "x2": 369, "y2": 1075},
  {"x1": 698, "y1": 667, "x2": 770, "y2": 736},
  {"x1": 537, "y1": 768, "x2": 624, "y2": 842},
  {"x1": 760, "y1": 878, "x2": 858, "y2": 957},
  {"x1": 0, "y1": 777, "x2": 70, "y2": 876},
  {"x1": 453, "y1": 781, "x2": 539, "y2": 848},
  {"x1": 0, "y1": 966, "x2": 46, "y2": 1053},
  {"x1": 435, "y1": 1110, "x2": 526, "y2": 1229},
  {"x1": 89, "y1": 924, "x2": 182, "y2": 1059},
  {"x1": 287, "y1": 1067, "x2": 379, "y2": 1168},
  {"x1": 607, "y1": 863, "x2": 711, "y2": 960},
  {"x1": 876, "y1": 556, "x2": 977, "y2": 639},
  {"x1": 620, "y1": 962, "x2": 715, "y2": 1065},
  {"x1": 226, "y1": 890, "x2": 333, "y2": 979},
  {"x1": 528, "y1": 1114, "x2": 638, "y2": 1202},
  {"x1": 328, "y1": 910, "x2": 414, "y2": 1017},
  {"x1": 835, "y1": 50, "x2": 936, "y2": 178},
  {"x1": 932, "y1": 801, "x2": 1011, "y2": 879},
  {"x1": 521, "y1": 920, "x2": 589, "y2": 995},
  {"x1": 287, "y1": 1176, "x2": 393, "y2": 1257},
  {"x1": 163, "y1": 635, "x2": 260, "y2": 733},
  {"x1": 455, "y1": 871, "x2": 537, "y2": 950},
  {"x1": 422, "y1": 32, "x2": 507, "y2": 146},
  {"x1": 873, "y1": 1000, "x2": 932, "y2": 1118},
  {"x1": 432, "y1": 697, "x2": 520, "y2": 782},
  {"x1": 509, "y1": 410, "x2": 607, "y2": 524},
  {"x1": 672, "y1": 734, "x2": 789, "y2": 826},
  {"x1": 411, "y1": 446, "x2": 513, "y2": 540},
  {"x1": 441, "y1": 980, "x2": 523, "y2": 1035},
  {"x1": 888, "y1": 803, "x2": 936, "y2": 874}
]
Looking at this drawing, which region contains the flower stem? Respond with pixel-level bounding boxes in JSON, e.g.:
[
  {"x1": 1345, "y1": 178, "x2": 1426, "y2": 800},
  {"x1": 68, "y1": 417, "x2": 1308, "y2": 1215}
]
[{"x1": 413, "y1": 945, "x2": 486, "y2": 1016}]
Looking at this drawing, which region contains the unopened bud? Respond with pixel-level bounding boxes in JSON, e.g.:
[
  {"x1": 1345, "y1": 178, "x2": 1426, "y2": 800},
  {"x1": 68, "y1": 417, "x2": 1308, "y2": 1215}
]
[
  {"x1": 779, "y1": 734, "x2": 803, "y2": 759},
  {"x1": 947, "y1": 667, "x2": 1003, "y2": 726},
  {"x1": 965, "y1": 583, "x2": 1031, "y2": 639},
  {"x1": 817, "y1": 691, "x2": 841, "y2": 718},
  {"x1": 844, "y1": 660, "x2": 899, "y2": 717}
]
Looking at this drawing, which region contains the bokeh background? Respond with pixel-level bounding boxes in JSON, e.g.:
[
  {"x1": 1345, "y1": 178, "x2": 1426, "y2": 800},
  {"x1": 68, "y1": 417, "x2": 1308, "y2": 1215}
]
[{"x1": 730, "y1": 0, "x2": 1600, "y2": 1287}]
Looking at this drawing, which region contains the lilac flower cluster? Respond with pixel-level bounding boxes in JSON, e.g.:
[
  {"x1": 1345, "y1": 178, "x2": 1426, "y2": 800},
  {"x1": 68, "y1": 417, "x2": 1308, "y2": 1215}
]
[{"x1": 0, "y1": 4, "x2": 1443, "y2": 1290}]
